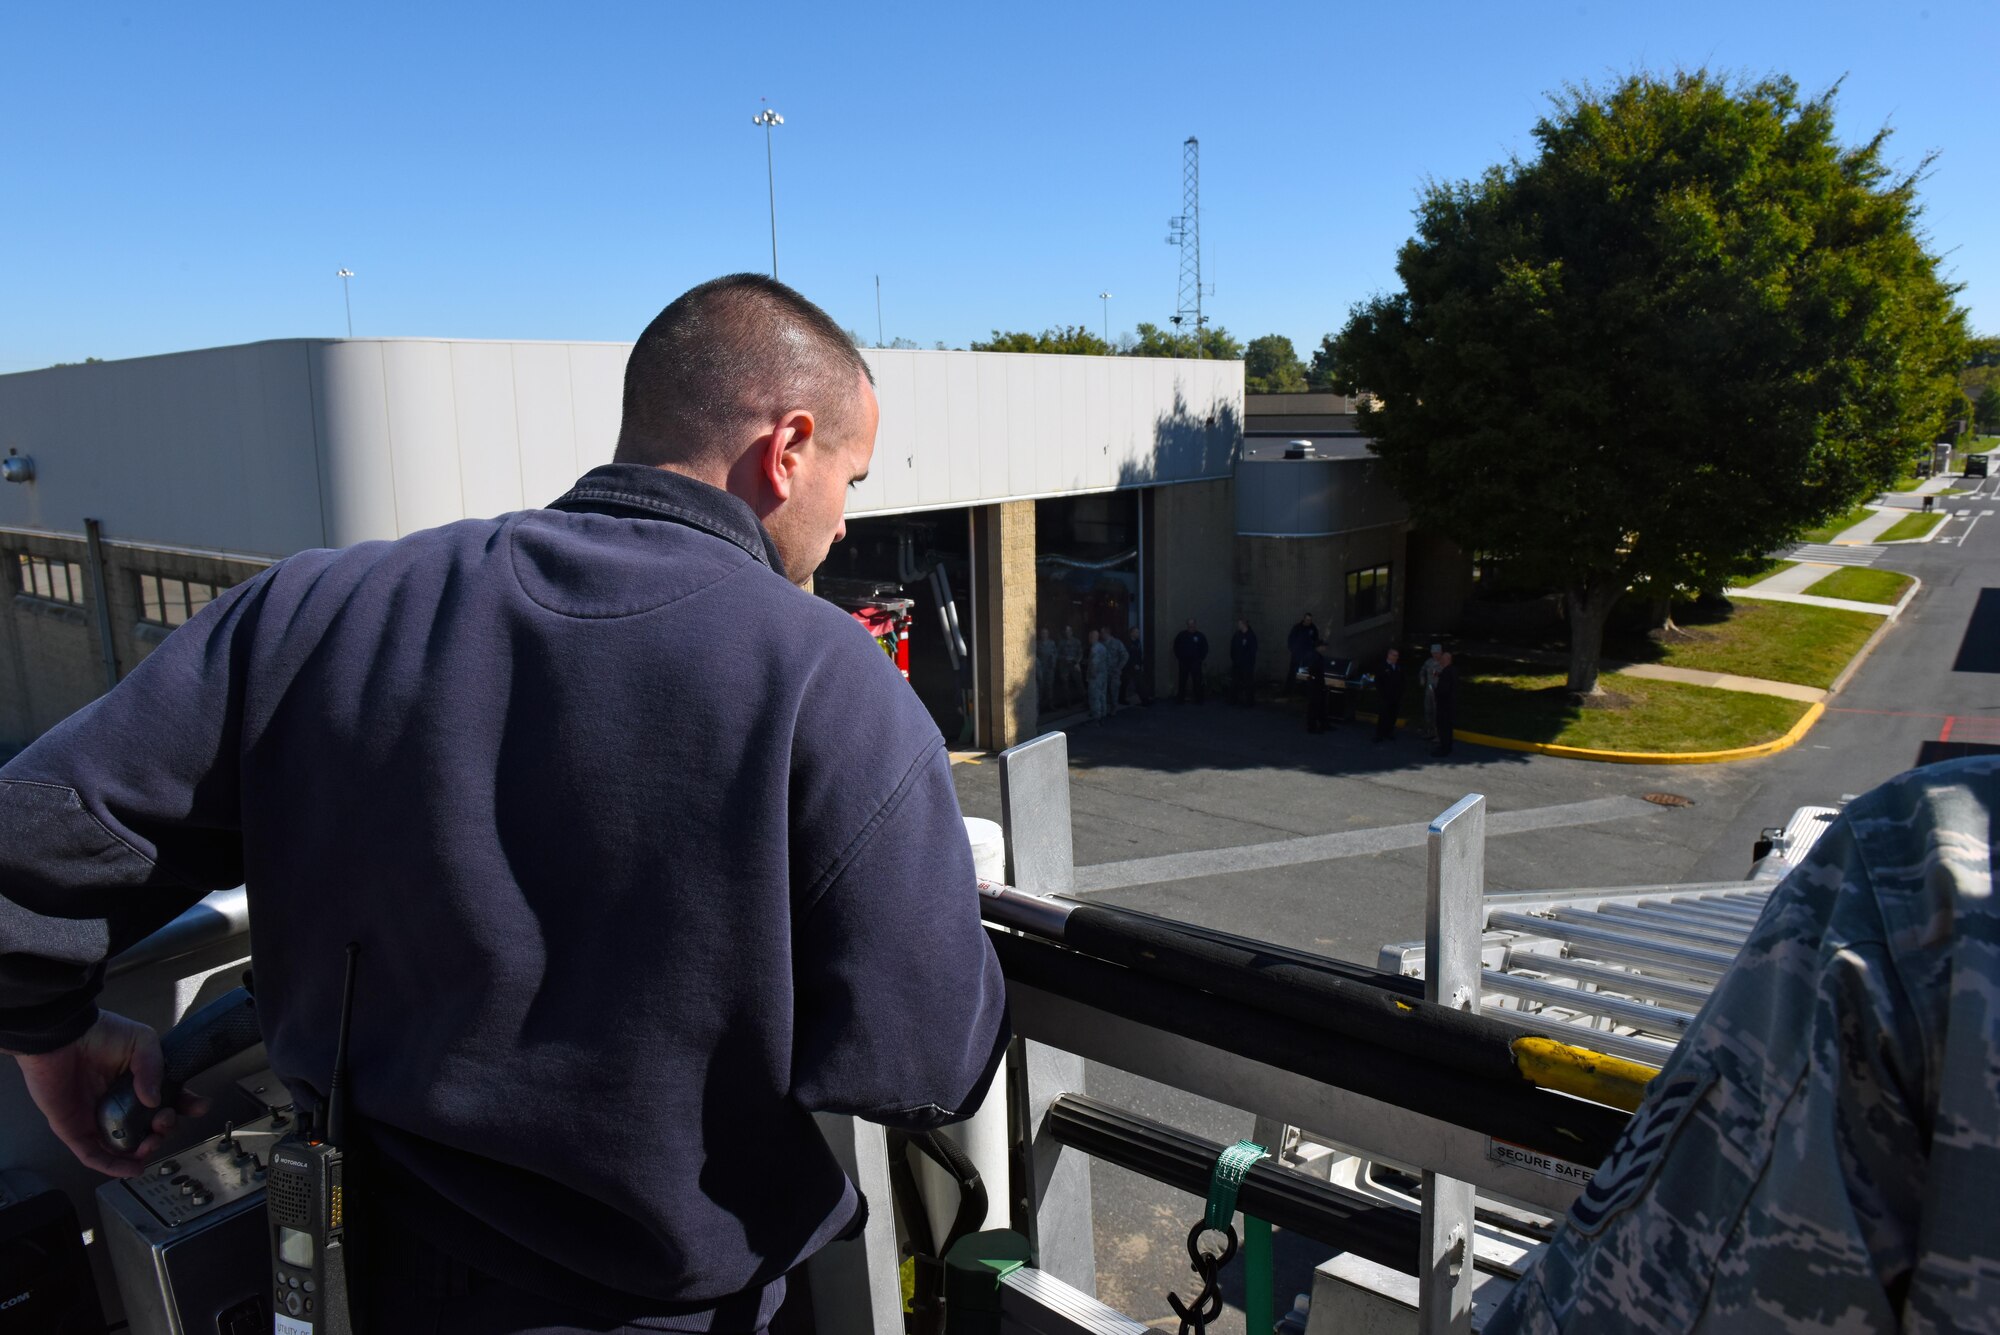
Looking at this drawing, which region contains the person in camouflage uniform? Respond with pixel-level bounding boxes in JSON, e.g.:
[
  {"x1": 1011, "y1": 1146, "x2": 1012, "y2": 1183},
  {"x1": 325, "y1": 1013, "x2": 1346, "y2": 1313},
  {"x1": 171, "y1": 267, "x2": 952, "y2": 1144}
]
[
  {"x1": 1058, "y1": 625, "x2": 1085, "y2": 709},
  {"x1": 1035, "y1": 628, "x2": 1057, "y2": 711},
  {"x1": 1487, "y1": 756, "x2": 2000, "y2": 1333},
  {"x1": 1085, "y1": 629, "x2": 1111, "y2": 723},
  {"x1": 1102, "y1": 626, "x2": 1130, "y2": 714}
]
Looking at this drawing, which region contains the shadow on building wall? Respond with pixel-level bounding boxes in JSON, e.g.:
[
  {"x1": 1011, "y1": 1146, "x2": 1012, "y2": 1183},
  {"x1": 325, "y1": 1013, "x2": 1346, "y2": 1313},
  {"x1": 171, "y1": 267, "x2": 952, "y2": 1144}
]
[{"x1": 1115, "y1": 394, "x2": 1242, "y2": 489}]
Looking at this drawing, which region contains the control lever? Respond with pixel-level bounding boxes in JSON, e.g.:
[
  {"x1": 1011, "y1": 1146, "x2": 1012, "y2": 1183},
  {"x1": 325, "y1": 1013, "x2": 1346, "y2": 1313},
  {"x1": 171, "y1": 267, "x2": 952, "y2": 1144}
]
[{"x1": 96, "y1": 987, "x2": 263, "y2": 1152}]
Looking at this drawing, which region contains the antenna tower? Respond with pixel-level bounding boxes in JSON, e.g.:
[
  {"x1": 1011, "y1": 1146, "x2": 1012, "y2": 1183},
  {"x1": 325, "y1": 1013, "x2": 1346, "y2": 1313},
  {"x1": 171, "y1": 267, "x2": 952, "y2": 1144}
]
[{"x1": 1165, "y1": 136, "x2": 1204, "y2": 355}]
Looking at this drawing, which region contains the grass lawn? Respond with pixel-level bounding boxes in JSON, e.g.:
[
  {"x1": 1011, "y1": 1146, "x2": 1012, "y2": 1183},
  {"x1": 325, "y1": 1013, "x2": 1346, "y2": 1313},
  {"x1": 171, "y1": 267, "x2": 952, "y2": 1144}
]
[
  {"x1": 1797, "y1": 503, "x2": 1879, "y2": 544},
  {"x1": 1458, "y1": 662, "x2": 1809, "y2": 752},
  {"x1": 1878, "y1": 512, "x2": 1944, "y2": 542},
  {"x1": 1803, "y1": 567, "x2": 1913, "y2": 604},
  {"x1": 1632, "y1": 600, "x2": 1881, "y2": 688}
]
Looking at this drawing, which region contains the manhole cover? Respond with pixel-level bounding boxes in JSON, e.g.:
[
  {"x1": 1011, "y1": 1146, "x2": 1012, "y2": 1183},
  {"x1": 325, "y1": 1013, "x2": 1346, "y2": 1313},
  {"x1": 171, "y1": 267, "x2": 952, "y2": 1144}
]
[{"x1": 1642, "y1": 792, "x2": 1695, "y2": 808}]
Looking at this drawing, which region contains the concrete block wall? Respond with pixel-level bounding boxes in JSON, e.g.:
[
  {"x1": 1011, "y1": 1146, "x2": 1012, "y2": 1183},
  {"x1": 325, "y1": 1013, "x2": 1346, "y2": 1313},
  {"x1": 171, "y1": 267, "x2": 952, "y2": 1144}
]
[
  {"x1": 111, "y1": 547, "x2": 271, "y2": 673},
  {"x1": 1148, "y1": 479, "x2": 1237, "y2": 697},
  {"x1": 976, "y1": 500, "x2": 1038, "y2": 752},
  {"x1": 0, "y1": 533, "x2": 101, "y2": 746},
  {"x1": 0, "y1": 529, "x2": 269, "y2": 749},
  {"x1": 1234, "y1": 523, "x2": 1409, "y2": 679}
]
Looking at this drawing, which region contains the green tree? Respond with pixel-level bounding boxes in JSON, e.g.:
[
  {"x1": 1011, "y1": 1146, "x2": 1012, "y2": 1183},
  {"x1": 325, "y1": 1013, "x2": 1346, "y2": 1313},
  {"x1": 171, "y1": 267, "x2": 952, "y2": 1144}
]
[
  {"x1": 1244, "y1": 334, "x2": 1309, "y2": 394},
  {"x1": 1128, "y1": 321, "x2": 1243, "y2": 360},
  {"x1": 1307, "y1": 334, "x2": 1342, "y2": 390},
  {"x1": 1977, "y1": 386, "x2": 2000, "y2": 434},
  {"x1": 1333, "y1": 70, "x2": 1967, "y2": 696},
  {"x1": 969, "y1": 326, "x2": 1113, "y2": 355},
  {"x1": 1961, "y1": 337, "x2": 2000, "y2": 430}
]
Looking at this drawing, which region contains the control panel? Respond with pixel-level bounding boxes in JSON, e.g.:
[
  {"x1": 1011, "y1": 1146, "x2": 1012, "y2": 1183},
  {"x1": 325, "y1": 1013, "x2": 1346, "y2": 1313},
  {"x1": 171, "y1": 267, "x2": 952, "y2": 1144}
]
[{"x1": 122, "y1": 1108, "x2": 294, "y2": 1229}]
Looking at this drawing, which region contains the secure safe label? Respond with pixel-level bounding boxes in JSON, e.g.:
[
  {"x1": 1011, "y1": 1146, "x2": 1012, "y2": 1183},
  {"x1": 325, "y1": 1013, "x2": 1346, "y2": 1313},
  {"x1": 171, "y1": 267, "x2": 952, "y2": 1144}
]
[{"x1": 1487, "y1": 1138, "x2": 1595, "y2": 1186}]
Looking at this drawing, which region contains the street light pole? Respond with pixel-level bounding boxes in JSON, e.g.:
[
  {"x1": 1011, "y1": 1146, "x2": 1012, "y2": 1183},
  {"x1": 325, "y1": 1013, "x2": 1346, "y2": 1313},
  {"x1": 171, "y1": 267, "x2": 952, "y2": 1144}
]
[
  {"x1": 337, "y1": 268, "x2": 355, "y2": 337},
  {"x1": 1098, "y1": 291, "x2": 1112, "y2": 345},
  {"x1": 752, "y1": 106, "x2": 784, "y2": 279}
]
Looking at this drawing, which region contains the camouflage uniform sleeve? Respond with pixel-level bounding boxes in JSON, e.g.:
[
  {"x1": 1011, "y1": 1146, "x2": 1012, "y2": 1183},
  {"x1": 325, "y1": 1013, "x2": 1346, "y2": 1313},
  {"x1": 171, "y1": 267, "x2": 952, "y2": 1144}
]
[{"x1": 1486, "y1": 757, "x2": 2000, "y2": 1333}]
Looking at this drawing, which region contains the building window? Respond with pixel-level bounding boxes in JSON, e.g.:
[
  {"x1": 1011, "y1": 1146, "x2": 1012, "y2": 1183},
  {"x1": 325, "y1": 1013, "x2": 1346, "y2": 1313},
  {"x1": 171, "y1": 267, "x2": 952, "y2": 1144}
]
[
  {"x1": 1345, "y1": 563, "x2": 1392, "y2": 624},
  {"x1": 14, "y1": 553, "x2": 87, "y2": 606},
  {"x1": 139, "y1": 573, "x2": 226, "y2": 628}
]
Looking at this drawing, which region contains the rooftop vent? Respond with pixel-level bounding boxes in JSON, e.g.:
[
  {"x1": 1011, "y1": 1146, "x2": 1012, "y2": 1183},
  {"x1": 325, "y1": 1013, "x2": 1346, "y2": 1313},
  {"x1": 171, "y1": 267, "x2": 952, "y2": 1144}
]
[{"x1": 1282, "y1": 439, "x2": 1315, "y2": 460}]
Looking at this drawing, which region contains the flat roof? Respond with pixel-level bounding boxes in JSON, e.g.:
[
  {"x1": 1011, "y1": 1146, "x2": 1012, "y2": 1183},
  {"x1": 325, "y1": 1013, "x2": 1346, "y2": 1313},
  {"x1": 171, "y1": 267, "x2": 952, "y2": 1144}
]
[{"x1": 1241, "y1": 433, "x2": 1375, "y2": 462}]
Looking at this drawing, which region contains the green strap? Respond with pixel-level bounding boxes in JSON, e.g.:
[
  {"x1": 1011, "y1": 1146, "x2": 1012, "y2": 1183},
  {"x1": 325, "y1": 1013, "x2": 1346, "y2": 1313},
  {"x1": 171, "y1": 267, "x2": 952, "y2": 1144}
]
[
  {"x1": 1243, "y1": 1214, "x2": 1274, "y2": 1332},
  {"x1": 1203, "y1": 1139, "x2": 1269, "y2": 1233}
]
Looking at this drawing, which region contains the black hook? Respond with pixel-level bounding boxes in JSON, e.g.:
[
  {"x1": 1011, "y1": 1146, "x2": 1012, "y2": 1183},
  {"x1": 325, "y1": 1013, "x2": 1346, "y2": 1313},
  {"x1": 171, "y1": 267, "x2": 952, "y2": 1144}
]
[{"x1": 1166, "y1": 1219, "x2": 1237, "y2": 1334}]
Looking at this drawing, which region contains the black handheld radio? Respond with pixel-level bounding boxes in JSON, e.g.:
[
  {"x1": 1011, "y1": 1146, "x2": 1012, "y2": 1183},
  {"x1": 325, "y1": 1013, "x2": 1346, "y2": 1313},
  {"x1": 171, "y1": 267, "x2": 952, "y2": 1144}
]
[{"x1": 266, "y1": 943, "x2": 360, "y2": 1332}]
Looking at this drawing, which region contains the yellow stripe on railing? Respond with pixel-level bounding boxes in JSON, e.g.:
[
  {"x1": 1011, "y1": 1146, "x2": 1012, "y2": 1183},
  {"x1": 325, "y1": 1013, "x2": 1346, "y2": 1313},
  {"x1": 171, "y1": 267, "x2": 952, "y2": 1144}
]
[{"x1": 1510, "y1": 1036, "x2": 1657, "y2": 1113}]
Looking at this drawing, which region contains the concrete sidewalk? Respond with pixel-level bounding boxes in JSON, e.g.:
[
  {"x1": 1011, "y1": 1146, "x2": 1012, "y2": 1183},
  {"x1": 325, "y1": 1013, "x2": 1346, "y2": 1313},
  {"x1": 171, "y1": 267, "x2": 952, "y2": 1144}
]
[
  {"x1": 1728, "y1": 587, "x2": 1901, "y2": 616},
  {"x1": 1456, "y1": 641, "x2": 1827, "y2": 702},
  {"x1": 1830, "y1": 505, "x2": 1908, "y2": 544},
  {"x1": 1749, "y1": 562, "x2": 1841, "y2": 594},
  {"x1": 1615, "y1": 662, "x2": 1825, "y2": 702},
  {"x1": 1875, "y1": 476, "x2": 1958, "y2": 507}
]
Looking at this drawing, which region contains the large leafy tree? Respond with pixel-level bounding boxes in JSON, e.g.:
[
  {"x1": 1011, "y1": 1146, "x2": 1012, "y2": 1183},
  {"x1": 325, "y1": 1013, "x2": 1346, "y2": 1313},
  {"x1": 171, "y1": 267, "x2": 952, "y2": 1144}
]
[
  {"x1": 970, "y1": 326, "x2": 1113, "y2": 355},
  {"x1": 1245, "y1": 334, "x2": 1309, "y2": 393},
  {"x1": 1962, "y1": 336, "x2": 2000, "y2": 435},
  {"x1": 1129, "y1": 321, "x2": 1244, "y2": 361},
  {"x1": 1333, "y1": 71, "x2": 1967, "y2": 695},
  {"x1": 1977, "y1": 386, "x2": 2000, "y2": 434},
  {"x1": 1307, "y1": 334, "x2": 1343, "y2": 390}
]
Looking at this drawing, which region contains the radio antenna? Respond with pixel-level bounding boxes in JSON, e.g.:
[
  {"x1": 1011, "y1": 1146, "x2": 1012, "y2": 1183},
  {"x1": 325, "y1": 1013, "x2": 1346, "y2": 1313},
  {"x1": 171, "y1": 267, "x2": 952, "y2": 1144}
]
[{"x1": 325, "y1": 942, "x2": 360, "y2": 1146}]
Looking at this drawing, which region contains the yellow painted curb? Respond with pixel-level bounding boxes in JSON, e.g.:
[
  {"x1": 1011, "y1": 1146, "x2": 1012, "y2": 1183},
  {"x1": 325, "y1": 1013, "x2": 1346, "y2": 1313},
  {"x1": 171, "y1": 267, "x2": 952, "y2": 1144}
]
[
  {"x1": 1457, "y1": 700, "x2": 1825, "y2": 765},
  {"x1": 1361, "y1": 702, "x2": 1824, "y2": 765},
  {"x1": 1512, "y1": 1036, "x2": 1656, "y2": 1112}
]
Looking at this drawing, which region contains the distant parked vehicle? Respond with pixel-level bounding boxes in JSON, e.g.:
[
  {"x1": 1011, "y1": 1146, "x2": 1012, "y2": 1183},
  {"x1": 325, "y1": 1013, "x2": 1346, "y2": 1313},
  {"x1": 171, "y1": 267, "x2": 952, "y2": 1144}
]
[{"x1": 1966, "y1": 452, "x2": 1991, "y2": 478}]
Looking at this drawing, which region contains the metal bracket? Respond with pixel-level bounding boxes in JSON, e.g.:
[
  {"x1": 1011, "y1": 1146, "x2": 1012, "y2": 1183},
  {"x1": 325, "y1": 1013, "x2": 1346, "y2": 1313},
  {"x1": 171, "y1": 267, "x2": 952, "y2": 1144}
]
[
  {"x1": 1419, "y1": 794, "x2": 1484, "y2": 1335},
  {"x1": 1000, "y1": 732, "x2": 1076, "y2": 897},
  {"x1": 998, "y1": 733, "x2": 1095, "y2": 1295}
]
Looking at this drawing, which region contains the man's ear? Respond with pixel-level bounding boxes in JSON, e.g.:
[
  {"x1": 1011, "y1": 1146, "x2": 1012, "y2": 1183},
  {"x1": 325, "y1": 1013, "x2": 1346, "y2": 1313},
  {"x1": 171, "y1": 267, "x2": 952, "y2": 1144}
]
[{"x1": 758, "y1": 409, "x2": 817, "y2": 502}]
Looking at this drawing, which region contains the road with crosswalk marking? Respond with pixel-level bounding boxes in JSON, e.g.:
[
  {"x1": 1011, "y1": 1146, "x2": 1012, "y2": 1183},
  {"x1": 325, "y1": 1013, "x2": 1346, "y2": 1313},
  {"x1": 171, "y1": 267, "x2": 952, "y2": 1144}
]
[{"x1": 1786, "y1": 541, "x2": 1884, "y2": 566}]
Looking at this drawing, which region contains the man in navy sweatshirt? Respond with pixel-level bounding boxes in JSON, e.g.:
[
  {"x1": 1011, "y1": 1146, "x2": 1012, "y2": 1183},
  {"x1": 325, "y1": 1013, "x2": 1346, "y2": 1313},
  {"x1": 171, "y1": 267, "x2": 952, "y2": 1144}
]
[{"x1": 0, "y1": 275, "x2": 1010, "y2": 1332}]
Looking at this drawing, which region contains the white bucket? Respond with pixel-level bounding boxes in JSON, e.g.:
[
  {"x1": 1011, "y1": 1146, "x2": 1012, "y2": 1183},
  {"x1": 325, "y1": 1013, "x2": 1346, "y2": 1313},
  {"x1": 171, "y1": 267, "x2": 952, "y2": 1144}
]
[{"x1": 913, "y1": 817, "x2": 1014, "y2": 1241}]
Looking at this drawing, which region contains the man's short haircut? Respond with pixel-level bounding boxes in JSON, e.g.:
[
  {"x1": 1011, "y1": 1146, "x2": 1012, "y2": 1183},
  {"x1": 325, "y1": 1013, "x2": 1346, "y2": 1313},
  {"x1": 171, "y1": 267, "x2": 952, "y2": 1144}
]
[{"x1": 615, "y1": 274, "x2": 875, "y2": 470}]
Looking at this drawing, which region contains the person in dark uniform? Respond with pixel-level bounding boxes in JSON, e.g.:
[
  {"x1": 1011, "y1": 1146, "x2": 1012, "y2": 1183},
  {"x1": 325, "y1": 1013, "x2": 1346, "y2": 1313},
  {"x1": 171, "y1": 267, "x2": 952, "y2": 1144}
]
[
  {"x1": 1430, "y1": 650, "x2": 1460, "y2": 756},
  {"x1": 1286, "y1": 613, "x2": 1322, "y2": 697},
  {"x1": 1173, "y1": 618, "x2": 1209, "y2": 704},
  {"x1": 1229, "y1": 618, "x2": 1258, "y2": 707},
  {"x1": 1305, "y1": 645, "x2": 1332, "y2": 734},
  {"x1": 0, "y1": 275, "x2": 1010, "y2": 1335},
  {"x1": 1122, "y1": 625, "x2": 1152, "y2": 706},
  {"x1": 1372, "y1": 646, "x2": 1405, "y2": 742}
]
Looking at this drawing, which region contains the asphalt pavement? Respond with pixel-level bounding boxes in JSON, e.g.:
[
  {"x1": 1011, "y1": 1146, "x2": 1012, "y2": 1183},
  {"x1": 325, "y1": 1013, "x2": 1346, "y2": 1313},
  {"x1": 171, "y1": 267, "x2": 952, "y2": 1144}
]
[{"x1": 948, "y1": 476, "x2": 2000, "y2": 1329}]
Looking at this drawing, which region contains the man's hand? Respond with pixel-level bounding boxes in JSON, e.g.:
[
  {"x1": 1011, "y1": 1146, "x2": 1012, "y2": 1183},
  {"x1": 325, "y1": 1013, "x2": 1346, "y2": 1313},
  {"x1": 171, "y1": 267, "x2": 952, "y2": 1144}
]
[{"x1": 10, "y1": 1011, "x2": 210, "y2": 1176}]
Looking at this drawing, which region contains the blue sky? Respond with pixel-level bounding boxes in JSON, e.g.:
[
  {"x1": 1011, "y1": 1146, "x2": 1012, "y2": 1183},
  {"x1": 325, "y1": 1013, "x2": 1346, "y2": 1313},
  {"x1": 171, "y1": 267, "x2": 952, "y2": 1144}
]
[{"x1": 3, "y1": 1, "x2": 1994, "y2": 373}]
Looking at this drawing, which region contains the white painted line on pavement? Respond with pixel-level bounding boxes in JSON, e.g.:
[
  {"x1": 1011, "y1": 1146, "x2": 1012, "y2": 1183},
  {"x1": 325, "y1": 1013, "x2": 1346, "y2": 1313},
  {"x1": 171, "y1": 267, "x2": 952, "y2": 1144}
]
[{"x1": 1071, "y1": 795, "x2": 1655, "y2": 893}]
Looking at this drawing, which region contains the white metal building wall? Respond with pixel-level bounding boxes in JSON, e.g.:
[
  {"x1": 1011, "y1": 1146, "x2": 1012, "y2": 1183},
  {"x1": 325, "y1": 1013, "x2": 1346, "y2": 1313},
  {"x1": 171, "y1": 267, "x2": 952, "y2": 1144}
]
[
  {"x1": 0, "y1": 339, "x2": 1243, "y2": 558},
  {"x1": 0, "y1": 342, "x2": 327, "y2": 557}
]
